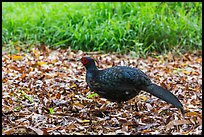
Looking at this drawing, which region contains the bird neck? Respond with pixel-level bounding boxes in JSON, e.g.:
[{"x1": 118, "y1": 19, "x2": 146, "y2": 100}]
[{"x1": 86, "y1": 63, "x2": 98, "y2": 72}]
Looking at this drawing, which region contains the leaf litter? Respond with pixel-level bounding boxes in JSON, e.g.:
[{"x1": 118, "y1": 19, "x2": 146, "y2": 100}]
[{"x1": 2, "y1": 46, "x2": 202, "y2": 135}]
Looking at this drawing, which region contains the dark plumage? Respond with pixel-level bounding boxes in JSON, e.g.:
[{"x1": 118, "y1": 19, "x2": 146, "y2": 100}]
[{"x1": 81, "y1": 56, "x2": 184, "y2": 114}]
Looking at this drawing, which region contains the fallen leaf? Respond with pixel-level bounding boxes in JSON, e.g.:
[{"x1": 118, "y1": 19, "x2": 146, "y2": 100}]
[
  {"x1": 12, "y1": 55, "x2": 23, "y2": 60},
  {"x1": 185, "y1": 111, "x2": 201, "y2": 117},
  {"x1": 166, "y1": 120, "x2": 191, "y2": 131},
  {"x1": 37, "y1": 61, "x2": 47, "y2": 66}
]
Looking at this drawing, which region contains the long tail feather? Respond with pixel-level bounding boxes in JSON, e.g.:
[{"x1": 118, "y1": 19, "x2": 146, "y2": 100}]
[{"x1": 144, "y1": 84, "x2": 184, "y2": 114}]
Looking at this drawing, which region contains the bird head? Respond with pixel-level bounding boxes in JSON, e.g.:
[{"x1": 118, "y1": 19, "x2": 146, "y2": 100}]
[{"x1": 81, "y1": 57, "x2": 98, "y2": 71}]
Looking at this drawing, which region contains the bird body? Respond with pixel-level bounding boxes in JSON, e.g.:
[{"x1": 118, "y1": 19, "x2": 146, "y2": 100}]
[
  {"x1": 86, "y1": 66, "x2": 151, "y2": 102},
  {"x1": 81, "y1": 57, "x2": 184, "y2": 114}
]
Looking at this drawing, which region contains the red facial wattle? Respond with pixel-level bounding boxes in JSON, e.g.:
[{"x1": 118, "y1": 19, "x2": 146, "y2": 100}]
[{"x1": 81, "y1": 57, "x2": 89, "y2": 65}]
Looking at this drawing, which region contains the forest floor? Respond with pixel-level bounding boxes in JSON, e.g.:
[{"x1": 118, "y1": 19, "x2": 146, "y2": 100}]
[{"x1": 2, "y1": 46, "x2": 202, "y2": 135}]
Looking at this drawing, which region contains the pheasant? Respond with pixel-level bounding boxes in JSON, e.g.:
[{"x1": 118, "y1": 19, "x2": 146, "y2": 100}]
[{"x1": 81, "y1": 56, "x2": 184, "y2": 114}]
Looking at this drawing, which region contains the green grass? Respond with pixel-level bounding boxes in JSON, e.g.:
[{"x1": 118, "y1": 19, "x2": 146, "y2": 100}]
[{"x1": 2, "y1": 2, "x2": 202, "y2": 55}]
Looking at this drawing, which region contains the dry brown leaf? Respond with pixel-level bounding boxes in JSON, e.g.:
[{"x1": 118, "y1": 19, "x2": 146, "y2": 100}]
[
  {"x1": 166, "y1": 120, "x2": 191, "y2": 131},
  {"x1": 28, "y1": 126, "x2": 44, "y2": 135},
  {"x1": 185, "y1": 111, "x2": 201, "y2": 118}
]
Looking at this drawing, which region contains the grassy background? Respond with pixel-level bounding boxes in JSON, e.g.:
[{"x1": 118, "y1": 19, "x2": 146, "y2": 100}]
[{"x1": 2, "y1": 2, "x2": 202, "y2": 55}]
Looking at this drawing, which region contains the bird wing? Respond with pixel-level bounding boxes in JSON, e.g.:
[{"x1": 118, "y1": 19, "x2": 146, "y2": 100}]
[{"x1": 97, "y1": 66, "x2": 151, "y2": 90}]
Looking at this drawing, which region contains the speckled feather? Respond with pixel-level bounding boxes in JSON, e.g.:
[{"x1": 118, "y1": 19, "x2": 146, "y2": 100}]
[{"x1": 86, "y1": 66, "x2": 152, "y2": 102}]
